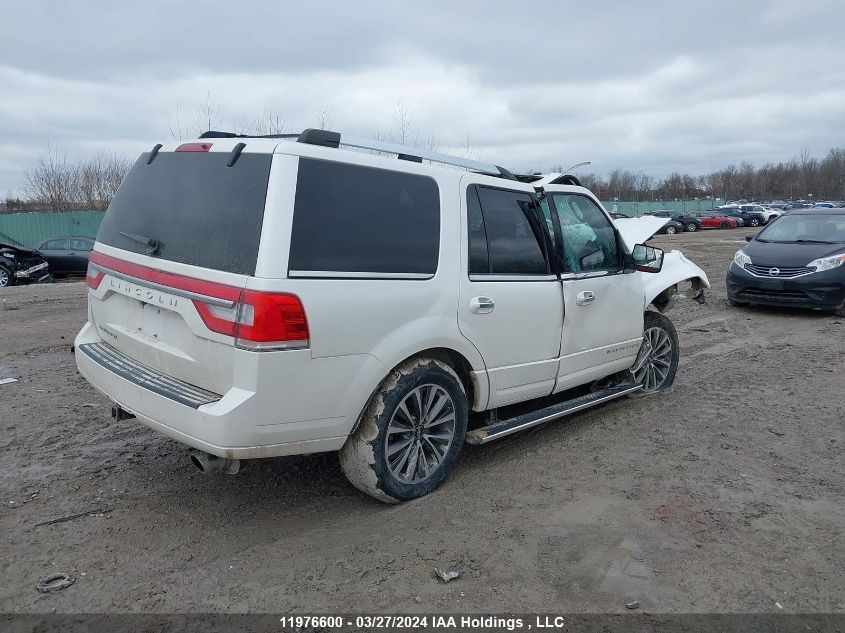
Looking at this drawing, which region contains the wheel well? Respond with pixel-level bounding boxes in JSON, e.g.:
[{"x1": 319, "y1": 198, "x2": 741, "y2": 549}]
[
  {"x1": 408, "y1": 348, "x2": 476, "y2": 409},
  {"x1": 348, "y1": 348, "x2": 479, "y2": 436}
]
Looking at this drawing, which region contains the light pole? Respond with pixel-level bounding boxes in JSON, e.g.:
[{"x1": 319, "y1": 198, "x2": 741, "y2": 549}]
[{"x1": 562, "y1": 161, "x2": 591, "y2": 174}]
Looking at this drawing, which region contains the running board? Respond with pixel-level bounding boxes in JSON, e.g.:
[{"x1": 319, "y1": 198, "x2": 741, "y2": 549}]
[{"x1": 465, "y1": 383, "x2": 641, "y2": 445}]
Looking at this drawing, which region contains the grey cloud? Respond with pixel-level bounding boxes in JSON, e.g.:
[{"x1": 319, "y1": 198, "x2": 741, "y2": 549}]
[{"x1": 0, "y1": 0, "x2": 844, "y2": 194}]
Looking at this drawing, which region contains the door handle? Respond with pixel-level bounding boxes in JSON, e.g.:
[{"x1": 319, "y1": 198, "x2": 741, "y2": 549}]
[
  {"x1": 469, "y1": 296, "x2": 495, "y2": 314},
  {"x1": 576, "y1": 290, "x2": 596, "y2": 306}
]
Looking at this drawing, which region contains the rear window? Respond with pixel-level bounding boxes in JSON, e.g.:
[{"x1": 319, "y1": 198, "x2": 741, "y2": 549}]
[
  {"x1": 288, "y1": 159, "x2": 440, "y2": 277},
  {"x1": 97, "y1": 151, "x2": 272, "y2": 275}
]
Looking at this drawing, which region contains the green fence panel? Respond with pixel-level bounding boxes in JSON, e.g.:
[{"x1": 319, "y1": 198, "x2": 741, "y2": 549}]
[
  {"x1": 0, "y1": 210, "x2": 106, "y2": 248},
  {"x1": 600, "y1": 199, "x2": 725, "y2": 217},
  {"x1": 0, "y1": 198, "x2": 727, "y2": 248}
]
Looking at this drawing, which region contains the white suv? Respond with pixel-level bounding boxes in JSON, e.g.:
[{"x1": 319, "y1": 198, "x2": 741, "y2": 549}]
[{"x1": 75, "y1": 129, "x2": 709, "y2": 502}]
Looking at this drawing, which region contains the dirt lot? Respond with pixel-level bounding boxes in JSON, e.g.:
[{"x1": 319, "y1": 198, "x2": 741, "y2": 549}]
[{"x1": 1, "y1": 227, "x2": 843, "y2": 615}]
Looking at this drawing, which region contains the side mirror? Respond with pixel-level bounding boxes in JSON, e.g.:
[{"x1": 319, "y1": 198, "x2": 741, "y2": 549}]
[
  {"x1": 632, "y1": 243, "x2": 664, "y2": 273},
  {"x1": 745, "y1": 234, "x2": 754, "y2": 242}
]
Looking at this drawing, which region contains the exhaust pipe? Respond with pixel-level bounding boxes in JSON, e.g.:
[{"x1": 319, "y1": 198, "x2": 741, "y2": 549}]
[{"x1": 189, "y1": 449, "x2": 240, "y2": 475}]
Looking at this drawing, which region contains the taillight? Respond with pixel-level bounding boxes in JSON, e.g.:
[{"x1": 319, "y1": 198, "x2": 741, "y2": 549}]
[
  {"x1": 86, "y1": 264, "x2": 105, "y2": 290},
  {"x1": 175, "y1": 142, "x2": 213, "y2": 152},
  {"x1": 194, "y1": 291, "x2": 309, "y2": 351},
  {"x1": 86, "y1": 252, "x2": 308, "y2": 351}
]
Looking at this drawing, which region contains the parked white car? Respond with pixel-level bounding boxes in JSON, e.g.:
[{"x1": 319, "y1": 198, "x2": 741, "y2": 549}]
[
  {"x1": 741, "y1": 204, "x2": 781, "y2": 223},
  {"x1": 75, "y1": 130, "x2": 709, "y2": 502}
]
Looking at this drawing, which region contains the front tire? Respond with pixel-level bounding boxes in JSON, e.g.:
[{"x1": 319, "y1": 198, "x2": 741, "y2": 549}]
[
  {"x1": 339, "y1": 357, "x2": 468, "y2": 503},
  {"x1": 665, "y1": 225, "x2": 678, "y2": 235},
  {"x1": 629, "y1": 312, "x2": 680, "y2": 396},
  {"x1": 685, "y1": 222, "x2": 698, "y2": 232},
  {"x1": 749, "y1": 218, "x2": 760, "y2": 227},
  {"x1": 0, "y1": 264, "x2": 13, "y2": 288},
  {"x1": 720, "y1": 221, "x2": 730, "y2": 229}
]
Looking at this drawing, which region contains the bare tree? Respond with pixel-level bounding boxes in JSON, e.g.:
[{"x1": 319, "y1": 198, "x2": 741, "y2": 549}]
[
  {"x1": 169, "y1": 104, "x2": 191, "y2": 141},
  {"x1": 24, "y1": 147, "x2": 132, "y2": 212},
  {"x1": 193, "y1": 91, "x2": 221, "y2": 136},
  {"x1": 459, "y1": 134, "x2": 478, "y2": 160},
  {"x1": 395, "y1": 99, "x2": 413, "y2": 145},
  {"x1": 370, "y1": 100, "x2": 440, "y2": 154},
  {"x1": 24, "y1": 145, "x2": 75, "y2": 212},
  {"x1": 233, "y1": 107, "x2": 289, "y2": 136},
  {"x1": 316, "y1": 104, "x2": 333, "y2": 130}
]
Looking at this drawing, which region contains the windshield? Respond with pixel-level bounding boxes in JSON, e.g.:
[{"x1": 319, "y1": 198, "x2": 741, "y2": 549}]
[{"x1": 756, "y1": 214, "x2": 845, "y2": 243}]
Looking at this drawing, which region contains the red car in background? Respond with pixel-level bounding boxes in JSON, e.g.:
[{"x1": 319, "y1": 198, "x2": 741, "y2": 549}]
[{"x1": 693, "y1": 211, "x2": 739, "y2": 229}]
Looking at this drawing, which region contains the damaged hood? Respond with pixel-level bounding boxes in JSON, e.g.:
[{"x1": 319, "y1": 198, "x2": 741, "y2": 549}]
[
  {"x1": 612, "y1": 216, "x2": 670, "y2": 249},
  {"x1": 1, "y1": 242, "x2": 40, "y2": 256}
]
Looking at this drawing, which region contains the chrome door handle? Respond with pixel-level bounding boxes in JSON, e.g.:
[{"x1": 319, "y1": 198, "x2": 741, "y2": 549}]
[
  {"x1": 576, "y1": 290, "x2": 595, "y2": 306},
  {"x1": 469, "y1": 296, "x2": 495, "y2": 314}
]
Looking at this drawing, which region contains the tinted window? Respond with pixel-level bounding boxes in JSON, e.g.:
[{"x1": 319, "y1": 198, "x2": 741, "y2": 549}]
[
  {"x1": 289, "y1": 159, "x2": 440, "y2": 276},
  {"x1": 70, "y1": 239, "x2": 92, "y2": 251},
  {"x1": 97, "y1": 152, "x2": 272, "y2": 275},
  {"x1": 551, "y1": 194, "x2": 619, "y2": 273},
  {"x1": 471, "y1": 186, "x2": 547, "y2": 275},
  {"x1": 467, "y1": 186, "x2": 489, "y2": 274},
  {"x1": 43, "y1": 239, "x2": 68, "y2": 250}
]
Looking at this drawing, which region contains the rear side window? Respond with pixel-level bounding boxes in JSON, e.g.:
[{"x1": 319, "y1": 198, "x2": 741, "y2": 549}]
[
  {"x1": 97, "y1": 152, "x2": 272, "y2": 275},
  {"x1": 70, "y1": 239, "x2": 92, "y2": 251},
  {"x1": 468, "y1": 185, "x2": 548, "y2": 275},
  {"x1": 288, "y1": 159, "x2": 440, "y2": 277},
  {"x1": 43, "y1": 239, "x2": 68, "y2": 250}
]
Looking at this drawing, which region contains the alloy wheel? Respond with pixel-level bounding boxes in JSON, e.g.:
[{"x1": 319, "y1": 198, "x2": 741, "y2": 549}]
[
  {"x1": 385, "y1": 384, "x2": 457, "y2": 484},
  {"x1": 631, "y1": 327, "x2": 673, "y2": 392},
  {"x1": 0, "y1": 268, "x2": 9, "y2": 287}
]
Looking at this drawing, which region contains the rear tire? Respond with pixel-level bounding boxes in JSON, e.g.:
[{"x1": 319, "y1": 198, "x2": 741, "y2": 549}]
[
  {"x1": 833, "y1": 305, "x2": 845, "y2": 317},
  {"x1": 729, "y1": 298, "x2": 748, "y2": 307},
  {"x1": 685, "y1": 222, "x2": 698, "y2": 232},
  {"x1": 629, "y1": 312, "x2": 679, "y2": 397},
  {"x1": 665, "y1": 225, "x2": 678, "y2": 235},
  {"x1": 749, "y1": 218, "x2": 760, "y2": 227},
  {"x1": 339, "y1": 357, "x2": 468, "y2": 503},
  {"x1": 0, "y1": 264, "x2": 13, "y2": 288}
]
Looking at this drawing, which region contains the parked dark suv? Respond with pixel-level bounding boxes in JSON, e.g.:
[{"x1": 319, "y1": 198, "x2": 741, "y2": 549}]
[{"x1": 715, "y1": 207, "x2": 766, "y2": 227}]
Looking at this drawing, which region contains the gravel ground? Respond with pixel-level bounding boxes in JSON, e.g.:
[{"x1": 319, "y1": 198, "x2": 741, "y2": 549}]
[{"x1": 0, "y1": 227, "x2": 842, "y2": 615}]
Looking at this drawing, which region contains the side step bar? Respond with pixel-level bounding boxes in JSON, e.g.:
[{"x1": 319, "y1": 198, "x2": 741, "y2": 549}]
[{"x1": 465, "y1": 383, "x2": 641, "y2": 445}]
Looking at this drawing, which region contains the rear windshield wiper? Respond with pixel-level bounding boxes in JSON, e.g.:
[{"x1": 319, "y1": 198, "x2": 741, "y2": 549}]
[{"x1": 118, "y1": 231, "x2": 160, "y2": 255}]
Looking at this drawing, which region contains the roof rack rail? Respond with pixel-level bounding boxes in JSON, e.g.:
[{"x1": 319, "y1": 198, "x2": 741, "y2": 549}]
[
  {"x1": 199, "y1": 128, "x2": 511, "y2": 176},
  {"x1": 296, "y1": 128, "x2": 508, "y2": 176},
  {"x1": 199, "y1": 130, "x2": 300, "y2": 140}
]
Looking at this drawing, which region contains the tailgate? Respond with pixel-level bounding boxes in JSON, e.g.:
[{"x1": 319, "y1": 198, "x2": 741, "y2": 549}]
[
  {"x1": 87, "y1": 251, "x2": 248, "y2": 394},
  {"x1": 85, "y1": 144, "x2": 273, "y2": 393}
]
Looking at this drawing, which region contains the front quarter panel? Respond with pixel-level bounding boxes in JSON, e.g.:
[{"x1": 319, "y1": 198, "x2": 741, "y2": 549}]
[{"x1": 643, "y1": 250, "x2": 710, "y2": 309}]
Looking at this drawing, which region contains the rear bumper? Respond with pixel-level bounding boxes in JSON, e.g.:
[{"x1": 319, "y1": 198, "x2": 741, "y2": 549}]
[
  {"x1": 74, "y1": 322, "x2": 379, "y2": 459},
  {"x1": 726, "y1": 264, "x2": 845, "y2": 311}
]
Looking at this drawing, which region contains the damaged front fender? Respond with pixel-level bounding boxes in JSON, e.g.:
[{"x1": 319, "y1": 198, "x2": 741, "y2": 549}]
[{"x1": 644, "y1": 250, "x2": 710, "y2": 312}]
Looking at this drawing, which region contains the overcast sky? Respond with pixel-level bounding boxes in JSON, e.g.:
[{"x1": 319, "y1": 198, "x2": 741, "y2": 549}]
[{"x1": 1, "y1": 0, "x2": 844, "y2": 195}]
